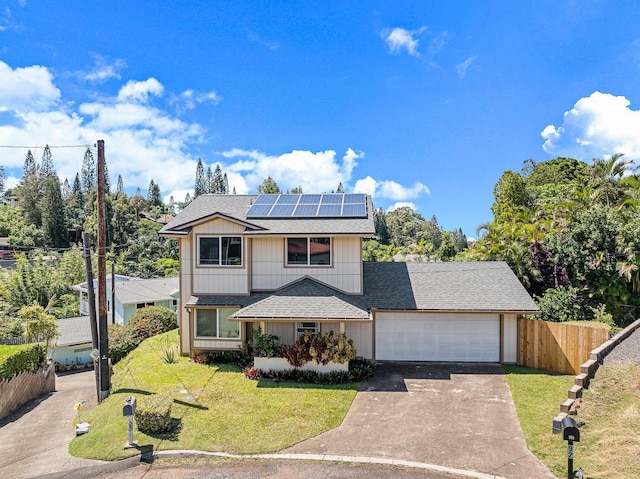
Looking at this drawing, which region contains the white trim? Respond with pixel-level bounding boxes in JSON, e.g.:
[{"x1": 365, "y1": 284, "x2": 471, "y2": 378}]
[{"x1": 197, "y1": 235, "x2": 243, "y2": 267}]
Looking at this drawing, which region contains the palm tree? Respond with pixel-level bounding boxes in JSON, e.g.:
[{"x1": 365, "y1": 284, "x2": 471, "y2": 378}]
[{"x1": 590, "y1": 153, "x2": 633, "y2": 208}]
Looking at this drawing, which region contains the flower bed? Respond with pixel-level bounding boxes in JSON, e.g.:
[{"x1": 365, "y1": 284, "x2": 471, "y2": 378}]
[{"x1": 254, "y1": 356, "x2": 349, "y2": 373}]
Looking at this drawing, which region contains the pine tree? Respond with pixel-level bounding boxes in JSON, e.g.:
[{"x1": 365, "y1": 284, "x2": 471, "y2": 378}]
[
  {"x1": 257, "y1": 176, "x2": 281, "y2": 194},
  {"x1": 194, "y1": 159, "x2": 206, "y2": 197},
  {"x1": 61, "y1": 178, "x2": 71, "y2": 199},
  {"x1": 104, "y1": 160, "x2": 111, "y2": 194},
  {"x1": 117, "y1": 174, "x2": 124, "y2": 195},
  {"x1": 147, "y1": 179, "x2": 162, "y2": 206},
  {"x1": 41, "y1": 175, "x2": 67, "y2": 248},
  {"x1": 336, "y1": 182, "x2": 344, "y2": 193},
  {"x1": 0, "y1": 165, "x2": 5, "y2": 196},
  {"x1": 206, "y1": 166, "x2": 213, "y2": 194},
  {"x1": 18, "y1": 150, "x2": 42, "y2": 226},
  {"x1": 81, "y1": 148, "x2": 96, "y2": 195},
  {"x1": 116, "y1": 175, "x2": 124, "y2": 195},
  {"x1": 374, "y1": 207, "x2": 391, "y2": 244},
  {"x1": 40, "y1": 145, "x2": 55, "y2": 177},
  {"x1": 223, "y1": 172, "x2": 229, "y2": 194},
  {"x1": 212, "y1": 165, "x2": 225, "y2": 193}
]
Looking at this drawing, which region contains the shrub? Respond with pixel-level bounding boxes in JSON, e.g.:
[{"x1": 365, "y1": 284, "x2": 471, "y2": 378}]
[
  {"x1": 134, "y1": 394, "x2": 173, "y2": 434},
  {"x1": 108, "y1": 324, "x2": 138, "y2": 364},
  {"x1": 0, "y1": 343, "x2": 47, "y2": 380},
  {"x1": 534, "y1": 286, "x2": 583, "y2": 322},
  {"x1": 108, "y1": 306, "x2": 177, "y2": 364},
  {"x1": 282, "y1": 331, "x2": 357, "y2": 368},
  {"x1": 249, "y1": 328, "x2": 280, "y2": 358},
  {"x1": 128, "y1": 306, "x2": 177, "y2": 343},
  {"x1": 258, "y1": 358, "x2": 375, "y2": 384}
]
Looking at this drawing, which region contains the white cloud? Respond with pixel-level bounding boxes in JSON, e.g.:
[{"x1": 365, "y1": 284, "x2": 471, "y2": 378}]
[
  {"x1": 387, "y1": 201, "x2": 418, "y2": 212},
  {"x1": 172, "y1": 89, "x2": 222, "y2": 113},
  {"x1": 117, "y1": 78, "x2": 164, "y2": 103},
  {"x1": 353, "y1": 176, "x2": 429, "y2": 202},
  {"x1": 0, "y1": 60, "x2": 428, "y2": 207},
  {"x1": 382, "y1": 27, "x2": 427, "y2": 57},
  {"x1": 541, "y1": 91, "x2": 640, "y2": 161},
  {"x1": 456, "y1": 55, "x2": 478, "y2": 78},
  {"x1": 83, "y1": 56, "x2": 126, "y2": 82},
  {"x1": 220, "y1": 148, "x2": 361, "y2": 193},
  {"x1": 0, "y1": 61, "x2": 60, "y2": 112}
]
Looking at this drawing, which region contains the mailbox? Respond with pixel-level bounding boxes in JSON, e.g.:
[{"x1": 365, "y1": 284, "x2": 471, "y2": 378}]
[
  {"x1": 123, "y1": 396, "x2": 136, "y2": 417},
  {"x1": 562, "y1": 416, "x2": 580, "y2": 442}
]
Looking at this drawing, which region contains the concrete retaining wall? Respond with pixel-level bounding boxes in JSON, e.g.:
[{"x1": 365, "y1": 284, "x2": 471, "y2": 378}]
[{"x1": 0, "y1": 362, "x2": 56, "y2": 420}]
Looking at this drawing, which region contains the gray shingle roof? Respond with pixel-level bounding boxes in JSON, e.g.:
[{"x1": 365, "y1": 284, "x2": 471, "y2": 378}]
[
  {"x1": 159, "y1": 194, "x2": 376, "y2": 236},
  {"x1": 186, "y1": 261, "x2": 539, "y2": 319},
  {"x1": 114, "y1": 277, "x2": 179, "y2": 305},
  {"x1": 56, "y1": 316, "x2": 93, "y2": 347}
]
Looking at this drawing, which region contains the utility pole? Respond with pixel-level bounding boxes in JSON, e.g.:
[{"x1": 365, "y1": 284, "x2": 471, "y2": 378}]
[
  {"x1": 82, "y1": 232, "x2": 99, "y2": 403},
  {"x1": 97, "y1": 139, "x2": 110, "y2": 401}
]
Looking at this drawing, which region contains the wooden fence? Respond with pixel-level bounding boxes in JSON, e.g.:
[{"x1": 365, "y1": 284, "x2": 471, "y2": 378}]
[
  {"x1": 518, "y1": 318, "x2": 610, "y2": 374},
  {"x1": 0, "y1": 362, "x2": 56, "y2": 420}
]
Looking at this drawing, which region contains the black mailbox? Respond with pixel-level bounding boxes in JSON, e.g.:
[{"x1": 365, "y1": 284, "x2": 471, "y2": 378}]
[
  {"x1": 122, "y1": 396, "x2": 136, "y2": 417},
  {"x1": 562, "y1": 416, "x2": 580, "y2": 442}
]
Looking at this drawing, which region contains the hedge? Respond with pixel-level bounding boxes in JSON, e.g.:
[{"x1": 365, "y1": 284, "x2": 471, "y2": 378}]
[{"x1": 0, "y1": 343, "x2": 47, "y2": 380}]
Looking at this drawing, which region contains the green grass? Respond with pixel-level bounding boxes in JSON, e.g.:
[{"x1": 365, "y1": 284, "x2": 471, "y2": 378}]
[
  {"x1": 503, "y1": 364, "x2": 574, "y2": 477},
  {"x1": 505, "y1": 363, "x2": 640, "y2": 478},
  {"x1": 69, "y1": 330, "x2": 361, "y2": 460}
]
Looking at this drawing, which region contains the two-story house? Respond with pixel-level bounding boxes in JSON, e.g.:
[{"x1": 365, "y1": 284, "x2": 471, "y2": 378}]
[{"x1": 159, "y1": 193, "x2": 539, "y2": 363}]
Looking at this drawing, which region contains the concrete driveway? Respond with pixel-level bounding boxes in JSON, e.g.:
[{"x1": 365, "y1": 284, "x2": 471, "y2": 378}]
[
  {"x1": 284, "y1": 362, "x2": 556, "y2": 479},
  {"x1": 0, "y1": 370, "x2": 105, "y2": 479}
]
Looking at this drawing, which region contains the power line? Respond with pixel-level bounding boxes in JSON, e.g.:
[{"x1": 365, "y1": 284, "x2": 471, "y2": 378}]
[{"x1": 0, "y1": 144, "x2": 93, "y2": 149}]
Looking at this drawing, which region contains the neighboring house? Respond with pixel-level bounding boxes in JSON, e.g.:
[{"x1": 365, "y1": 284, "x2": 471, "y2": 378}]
[
  {"x1": 74, "y1": 275, "x2": 179, "y2": 325},
  {"x1": 159, "y1": 193, "x2": 539, "y2": 363},
  {"x1": 52, "y1": 316, "x2": 93, "y2": 369}
]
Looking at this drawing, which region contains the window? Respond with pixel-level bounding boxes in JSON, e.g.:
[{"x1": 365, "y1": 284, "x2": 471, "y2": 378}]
[
  {"x1": 136, "y1": 302, "x2": 154, "y2": 309},
  {"x1": 195, "y1": 308, "x2": 240, "y2": 338},
  {"x1": 287, "y1": 237, "x2": 331, "y2": 266},
  {"x1": 296, "y1": 321, "x2": 320, "y2": 338},
  {"x1": 199, "y1": 236, "x2": 242, "y2": 266}
]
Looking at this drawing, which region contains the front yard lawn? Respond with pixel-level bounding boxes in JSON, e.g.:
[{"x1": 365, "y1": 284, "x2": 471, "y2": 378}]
[
  {"x1": 505, "y1": 363, "x2": 640, "y2": 479},
  {"x1": 69, "y1": 330, "x2": 361, "y2": 461}
]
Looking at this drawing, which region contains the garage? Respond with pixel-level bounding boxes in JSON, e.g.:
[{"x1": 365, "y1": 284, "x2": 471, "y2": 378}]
[{"x1": 375, "y1": 312, "x2": 501, "y2": 362}]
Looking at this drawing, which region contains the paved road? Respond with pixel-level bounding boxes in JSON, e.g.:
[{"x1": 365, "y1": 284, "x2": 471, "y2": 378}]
[{"x1": 0, "y1": 370, "x2": 104, "y2": 479}]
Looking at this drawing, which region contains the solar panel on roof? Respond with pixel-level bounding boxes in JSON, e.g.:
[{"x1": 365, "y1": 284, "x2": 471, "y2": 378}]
[
  {"x1": 342, "y1": 203, "x2": 366, "y2": 216},
  {"x1": 275, "y1": 194, "x2": 300, "y2": 205},
  {"x1": 321, "y1": 194, "x2": 343, "y2": 204},
  {"x1": 293, "y1": 203, "x2": 319, "y2": 216},
  {"x1": 318, "y1": 204, "x2": 342, "y2": 216},
  {"x1": 246, "y1": 193, "x2": 367, "y2": 218},
  {"x1": 253, "y1": 194, "x2": 279, "y2": 205},
  {"x1": 299, "y1": 194, "x2": 322, "y2": 204},
  {"x1": 270, "y1": 204, "x2": 296, "y2": 216}
]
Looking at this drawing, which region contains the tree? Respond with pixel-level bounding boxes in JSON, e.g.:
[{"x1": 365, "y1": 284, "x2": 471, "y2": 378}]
[
  {"x1": 491, "y1": 170, "x2": 531, "y2": 223},
  {"x1": 385, "y1": 206, "x2": 427, "y2": 247},
  {"x1": 116, "y1": 174, "x2": 125, "y2": 196},
  {"x1": 20, "y1": 304, "x2": 59, "y2": 352},
  {"x1": 205, "y1": 166, "x2": 213, "y2": 194},
  {"x1": 374, "y1": 207, "x2": 390, "y2": 244},
  {"x1": 112, "y1": 194, "x2": 137, "y2": 247},
  {"x1": 194, "y1": 159, "x2": 206, "y2": 197},
  {"x1": 81, "y1": 148, "x2": 96, "y2": 195},
  {"x1": 589, "y1": 153, "x2": 633, "y2": 208},
  {"x1": 147, "y1": 179, "x2": 162, "y2": 206},
  {"x1": 130, "y1": 189, "x2": 145, "y2": 220},
  {"x1": 258, "y1": 176, "x2": 281, "y2": 194},
  {"x1": 336, "y1": 182, "x2": 344, "y2": 193},
  {"x1": 41, "y1": 175, "x2": 68, "y2": 248},
  {"x1": 40, "y1": 145, "x2": 55, "y2": 177},
  {"x1": 0, "y1": 164, "x2": 5, "y2": 196},
  {"x1": 223, "y1": 173, "x2": 229, "y2": 194},
  {"x1": 18, "y1": 149, "x2": 42, "y2": 226},
  {"x1": 212, "y1": 165, "x2": 225, "y2": 193}
]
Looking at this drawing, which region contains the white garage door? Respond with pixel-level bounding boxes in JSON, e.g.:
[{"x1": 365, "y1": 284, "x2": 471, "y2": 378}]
[{"x1": 375, "y1": 313, "x2": 500, "y2": 362}]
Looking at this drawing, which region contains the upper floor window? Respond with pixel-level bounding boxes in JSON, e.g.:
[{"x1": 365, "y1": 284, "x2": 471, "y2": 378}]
[
  {"x1": 287, "y1": 237, "x2": 331, "y2": 266},
  {"x1": 199, "y1": 236, "x2": 242, "y2": 266}
]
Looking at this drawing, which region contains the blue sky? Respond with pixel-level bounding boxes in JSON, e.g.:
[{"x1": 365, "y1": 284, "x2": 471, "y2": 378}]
[{"x1": 1, "y1": 1, "x2": 640, "y2": 237}]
